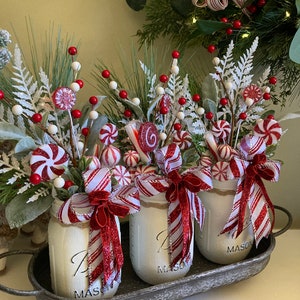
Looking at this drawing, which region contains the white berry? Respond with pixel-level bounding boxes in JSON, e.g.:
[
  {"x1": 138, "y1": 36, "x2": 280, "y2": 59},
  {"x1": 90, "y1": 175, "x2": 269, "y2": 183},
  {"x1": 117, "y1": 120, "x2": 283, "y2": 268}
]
[
  {"x1": 70, "y1": 82, "x2": 80, "y2": 92},
  {"x1": 156, "y1": 86, "x2": 165, "y2": 95},
  {"x1": 170, "y1": 65, "x2": 179, "y2": 75},
  {"x1": 89, "y1": 110, "x2": 99, "y2": 120},
  {"x1": 264, "y1": 86, "x2": 271, "y2": 93},
  {"x1": 212, "y1": 57, "x2": 220, "y2": 65},
  {"x1": 159, "y1": 132, "x2": 167, "y2": 141},
  {"x1": 109, "y1": 81, "x2": 118, "y2": 90},
  {"x1": 245, "y1": 97, "x2": 254, "y2": 107},
  {"x1": 224, "y1": 81, "x2": 233, "y2": 91},
  {"x1": 48, "y1": 124, "x2": 58, "y2": 135},
  {"x1": 177, "y1": 111, "x2": 185, "y2": 120},
  {"x1": 256, "y1": 118, "x2": 264, "y2": 124},
  {"x1": 12, "y1": 105, "x2": 23, "y2": 115},
  {"x1": 132, "y1": 97, "x2": 141, "y2": 106},
  {"x1": 197, "y1": 107, "x2": 205, "y2": 115},
  {"x1": 71, "y1": 61, "x2": 81, "y2": 71},
  {"x1": 77, "y1": 141, "x2": 84, "y2": 152},
  {"x1": 53, "y1": 177, "x2": 65, "y2": 188}
]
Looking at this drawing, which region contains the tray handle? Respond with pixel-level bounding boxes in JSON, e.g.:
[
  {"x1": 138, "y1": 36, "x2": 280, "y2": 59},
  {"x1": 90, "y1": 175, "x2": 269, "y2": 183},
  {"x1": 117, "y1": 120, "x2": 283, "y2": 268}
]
[
  {"x1": 273, "y1": 205, "x2": 293, "y2": 237},
  {"x1": 0, "y1": 249, "x2": 42, "y2": 296}
]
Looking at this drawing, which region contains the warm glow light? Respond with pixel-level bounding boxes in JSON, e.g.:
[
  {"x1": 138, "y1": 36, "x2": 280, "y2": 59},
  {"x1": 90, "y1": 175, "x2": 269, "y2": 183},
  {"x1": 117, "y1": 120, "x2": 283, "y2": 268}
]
[
  {"x1": 286, "y1": 11, "x2": 291, "y2": 18},
  {"x1": 241, "y1": 33, "x2": 250, "y2": 38},
  {"x1": 192, "y1": 17, "x2": 197, "y2": 23}
]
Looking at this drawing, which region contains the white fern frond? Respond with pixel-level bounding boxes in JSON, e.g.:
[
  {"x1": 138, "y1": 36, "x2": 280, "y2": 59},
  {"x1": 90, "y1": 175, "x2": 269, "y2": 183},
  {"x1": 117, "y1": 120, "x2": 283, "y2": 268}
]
[{"x1": 26, "y1": 187, "x2": 50, "y2": 203}]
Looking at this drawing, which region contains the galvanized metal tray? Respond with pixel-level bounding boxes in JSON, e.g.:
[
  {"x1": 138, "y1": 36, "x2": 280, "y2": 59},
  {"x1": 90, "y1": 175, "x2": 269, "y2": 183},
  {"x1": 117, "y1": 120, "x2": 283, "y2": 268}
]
[{"x1": 0, "y1": 205, "x2": 292, "y2": 300}]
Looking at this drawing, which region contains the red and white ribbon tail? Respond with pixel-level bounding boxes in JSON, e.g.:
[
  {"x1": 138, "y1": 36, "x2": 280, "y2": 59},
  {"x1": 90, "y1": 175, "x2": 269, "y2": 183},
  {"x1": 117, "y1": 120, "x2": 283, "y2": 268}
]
[{"x1": 189, "y1": 191, "x2": 205, "y2": 229}]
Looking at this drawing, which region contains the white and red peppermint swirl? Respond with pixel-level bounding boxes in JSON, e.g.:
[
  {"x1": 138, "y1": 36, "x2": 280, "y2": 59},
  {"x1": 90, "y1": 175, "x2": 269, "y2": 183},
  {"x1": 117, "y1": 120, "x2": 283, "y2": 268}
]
[
  {"x1": 217, "y1": 144, "x2": 234, "y2": 161},
  {"x1": 253, "y1": 119, "x2": 282, "y2": 146},
  {"x1": 211, "y1": 161, "x2": 229, "y2": 181},
  {"x1": 100, "y1": 145, "x2": 121, "y2": 167},
  {"x1": 112, "y1": 165, "x2": 131, "y2": 186},
  {"x1": 199, "y1": 156, "x2": 213, "y2": 168},
  {"x1": 99, "y1": 123, "x2": 118, "y2": 145},
  {"x1": 242, "y1": 84, "x2": 262, "y2": 103},
  {"x1": 86, "y1": 156, "x2": 101, "y2": 170},
  {"x1": 138, "y1": 122, "x2": 159, "y2": 152},
  {"x1": 30, "y1": 144, "x2": 68, "y2": 181},
  {"x1": 172, "y1": 130, "x2": 192, "y2": 150},
  {"x1": 211, "y1": 120, "x2": 231, "y2": 140},
  {"x1": 123, "y1": 150, "x2": 140, "y2": 167},
  {"x1": 52, "y1": 87, "x2": 76, "y2": 110}
]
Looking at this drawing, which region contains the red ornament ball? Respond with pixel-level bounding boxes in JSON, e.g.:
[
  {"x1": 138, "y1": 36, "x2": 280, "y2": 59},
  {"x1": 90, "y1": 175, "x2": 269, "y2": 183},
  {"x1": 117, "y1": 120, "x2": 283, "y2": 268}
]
[
  {"x1": 63, "y1": 180, "x2": 74, "y2": 189},
  {"x1": 269, "y1": 76, "x2": 277, "y2": 85},
  {"x1": 68, "y1": 46, "x2": 77, "y2": 56},
  {"x1": 31, "y1": 113, "x2": 42, "y2": 123},
  {"x1": 172, "y1": 50, "x2": 180, "y2": 59},
  {"x1": 247, "y1": 5, "x2": 257, "y2": 14},
  {"x1": 239, "y1": 112, "x2": 247, "y2": 120},
  {"x1": 192, "y1": 94, "x2": 201, "y2": 102},
  {"x1": 220, "y1": 97, "x2": 228, "y2": 106},
  {"x1": 220, "y1": 17, "x2": 228, "y2": 23},
  {"x1": 0, "y1": 90, "x2": 4, "y2": 100},
  {"x1": 30, "y1": 173, "x2": 42, "y2": 185},
  {"x1": 159, "y1": 74, "x2": 168, "y2": 83},
  {"x1": 232, "y1": 20, "x2": 242, "y2": 29},
  {"x1": 76, "y1": 79, "x2": 84, "y2": 89},
  {"x1": 257, "y1": 0, "x2": 266, "y2": 7},
  {"x1": 89, "y1": 96, "x2": 98, "y2": 105},
  {"x1": 81, "y1": 127, "x2": 89, "y2": 136},
  {"x1": 119, "y1": 90, "x2": 128, "y2": 99},
  {"x1": 124, "y1": 109, "x2": 132, "y2": 118},
  {"x1": 267, "y1": 114, "x2": 275, "y2": 120},
  {"x1": 160, "y1": 106, "x2": 169, "y2": 115},
  {"x1": 178, "y1": 97, "x2": 186, "y2": 105},
  {"x1": 102, "y1": 69, "x2": 110, "y2": 78},
  {"x1": 71, "y1": 109, "x2": 82, "y2": 119},
  {"x1": 205, "y1": 112, "x2": 214, "y2": 120},
  {"x1": 207, "y1": 45, "x2": 216, "y2": 53},
  {"x1": 174, "y1": 123, "x2": 182, "y2": 131},
  {"x1": 263, "y1": 93, "x2": 271, "y2": 100}
]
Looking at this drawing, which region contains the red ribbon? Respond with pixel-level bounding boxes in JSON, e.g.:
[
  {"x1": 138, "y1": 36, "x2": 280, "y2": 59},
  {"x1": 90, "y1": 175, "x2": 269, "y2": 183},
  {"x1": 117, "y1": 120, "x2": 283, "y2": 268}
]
[
  {"x1": 166, "y1": 170, "x2": 207, "y2": 267},
  {"x1": 88, "y1": 190, "x2": 130, "y2": 285},
  {"x1": 235, "y1": 153, "x2": 275, "y2": 237}
]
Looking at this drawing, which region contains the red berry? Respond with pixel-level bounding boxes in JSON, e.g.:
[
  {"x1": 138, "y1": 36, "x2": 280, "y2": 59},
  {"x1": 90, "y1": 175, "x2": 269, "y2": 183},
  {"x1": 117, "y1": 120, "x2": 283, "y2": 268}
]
[
  {"x1": 160, "y1": 106, "x2": 169, "y2": 114},
  {"x1": 71, "y1": 109, "x2": 82, "y2": 119},
  {"x1": 0, "y1": 90, "x2": 4, "y2": 99},
  {"x1": 63, "y1": 180, "x2": 74, "y2": 189},
  {"x1": 207, "y1": 45, "x2": 216, "y2": 53},
  {"x1": 31, "y1": 113, "x2": 42, "y2": 123},
  {"x1": 267, "y1": 115, "x2": 275, "y2": 120},
  {"x1": 226, "y1": 28, "x2": 233, "y2": 35},
  {"x1": 269, "y1": 76, "x2": 277, "y2": 84},
  {"x1": 81, "y1": 127, "x2": 89, "y2": 136},
  {"x1": 257, "y1": 0, "x2": 266, "y2": 7},
  {"x1": 174, "y1": 123, "x2": 182, "y2": 131},
  {"x1": 205, "y1": 112, "x2": 214, "y2": 120},
  {"x1": 119, "y1": 90, "x2": 128, "y2": 99},
  {"x1": 102, "y1": 69, "x2": 110, "y2": 78},
  {"x1": 263, "y1": 93, "x2": 271, "y2": 100},
  {"x1": 159, "y1": 74, "x2": 168, "y2": 83},
  {"x1": 247, "y1": 5, "x2": 257, "y2": 14},
  {"x1": 124, "y1": 109, "x2": 132, "y2": 118},
  {"x1": 220, "y1": 97, "x2": 228, "y2": 106},
  {"x1": 89, "y1": 96, "x2": 98, "y2": 105},
  {"x1": 30, "y1": 173, "x2": 41, "y2": 185},
  {"x1": 76, "y1": 79, "x2": 84, "y2": 89},
  {"x1": 232, "y1": 20, "x2": 242, "y2": 29},
  {"x1": 178, "y1": 97, "x2": 186, "y2": 105},
  {"x1": 172, "y1": 50, "x2": 180, "y2": 59},
  {"x1": 192, "y1": 94, "x2": 201, "y2": 102},
  {"x1": 239, "y1": 112, "x2": 247, "y2": 120},
  {"x1": 68, "y1": 46, "x2": 77, "y2": 55},
  {"x1": 220, "y1": 17, "x2": 228, "y2": 23}
]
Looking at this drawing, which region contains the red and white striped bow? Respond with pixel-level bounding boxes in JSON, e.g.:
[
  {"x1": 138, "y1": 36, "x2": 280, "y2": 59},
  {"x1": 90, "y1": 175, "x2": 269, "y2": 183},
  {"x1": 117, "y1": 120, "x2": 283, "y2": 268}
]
[
  {"x1": 58, "y1": 167, "x2": 140, "y2": 290},
  {"x1": 222, "y1": 154, "x2": 281, "y2": 245},
  {"x1": 192, "y1": 0, "x2": 228, "y2": 11},
  {"x1": 136, "y1": 144, "x2": 212, "y2": 267}
]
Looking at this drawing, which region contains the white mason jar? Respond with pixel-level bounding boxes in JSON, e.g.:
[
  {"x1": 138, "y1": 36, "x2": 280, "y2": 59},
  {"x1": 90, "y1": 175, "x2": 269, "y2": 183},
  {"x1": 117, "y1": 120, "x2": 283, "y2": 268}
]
[
  {"x1": 195, "y1": 179, "x2": 254, "y2": 264},
  {"x1": 48, "y1": 198, "x2": 120, "y2": 299},
  {"x1": 129, "y1": 192, "x2": 193, "y2": 285}
]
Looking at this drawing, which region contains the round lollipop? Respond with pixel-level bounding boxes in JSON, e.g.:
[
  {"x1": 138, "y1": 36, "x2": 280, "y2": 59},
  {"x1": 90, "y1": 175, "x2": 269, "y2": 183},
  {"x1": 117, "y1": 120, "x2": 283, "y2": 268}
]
[
  {"x1": 99, "y1": 123, "x2": 118, "y2": 145},
  {"x1": 239, "y1": 134, "x2": 266, "y2": 160},
  {"x1": 253, "y1": 118, "x2": 282, "y2": 146},
  {"x1": 100, "y1": 145, "x2": 121, "y2": 167},
  {"x1": 242, "y1": 84, "x2": 262, "y2": 103},
  {"x1": 211, "y1": 120, "x2": 231, "y2": 140},
  {"x1": 112, "y1": 165, "x2": 131, "y2": 186},
  {"x1": 212, "y1": 161, "x2": 229, "y2": 181},
  {"x1": 138, "y1": 122, "x2": 159, "y2": 152},
  {"x1": 30, "y1": 144, "x2": 68, "y2": 181},
  {"x1": 52, "y1": 87, "x2": 76, "y2": 110},
  {"x1": 217, "y1": 144, "x2": 235, "y2": 161},
  {"x1": 124, "y1": 150, "x2": 140, "y2": 167},
  {"x1": 172, "y1": 130, "x2": 192, "y2": 150}
]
